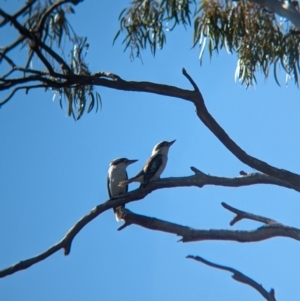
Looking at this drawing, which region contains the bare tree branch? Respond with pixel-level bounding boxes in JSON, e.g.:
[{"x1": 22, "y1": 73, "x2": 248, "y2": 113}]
[
  {"x1": 1, "y1": 65, "x2": 300, "y2": 189},
  {"x1": 0, "y1": 4, "x2": 72, "y2": 77},
  {"x1": 0, "y1": 9, "x2": 31, "y2": 37},
  {"x1": 119, "y1": 206, "x2": 300, "y2": 243},
  {"x1": 37, "y1": 0, "x2": 81, "y2": 33},
  {"x1": 0, "y1": 85, "x2": 48, "y2": 106},
  {"x1": 222, "y1": 202, "x2": 277, "y2": 226},
  {"x1": 36, "y1": 40, "x2": 72, "y2": 74},
  {"x1": 32, "y1": 45, "x2": 56, "y2": 75},
  {"x1": 1, "y1": 178, "x2": 300, "y2": 278},
  {"x1": 187, "y1": 255, "x2": 277, "y2": 301},
  {"x1": 181, "y1": 68, "x2": 300, "y2": 188},
  {"x1": 0, "y1": 36, "x2": 25, "y2": 58},
  {"x1": 0, "y1": 52, "x2": 16, "y2": 69},
  {"x1": 189, "y1": 167, "x2": 300, "y2": 192},
  {"x1": 0, "y1": 0, "x2": 37, "y2": 27}
]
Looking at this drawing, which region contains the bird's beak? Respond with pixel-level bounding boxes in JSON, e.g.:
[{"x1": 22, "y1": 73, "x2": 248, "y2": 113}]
[
  {"x1": 168, "y1": 140, "x2": 176, "y2": 146},
  {"x1": 127, "y1": 159, "x2": 138, "y2": 165}
]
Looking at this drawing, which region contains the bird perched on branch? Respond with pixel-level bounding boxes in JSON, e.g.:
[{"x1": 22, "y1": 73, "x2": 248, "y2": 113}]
[
  {"x1": 119, "y1": 140, "x2": 175, "y2": 188},
  {"x1": 107, "y1": 158, "x2": 138, "y2": 221}
]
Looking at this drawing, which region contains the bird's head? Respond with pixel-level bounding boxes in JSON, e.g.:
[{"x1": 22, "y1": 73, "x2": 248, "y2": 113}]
[
  {"x1": 110, "y1": 158, "x2": 138, "y2": 167},
  {"x1": 151, "y1": 140, "x2": 176, "y2": 155}
]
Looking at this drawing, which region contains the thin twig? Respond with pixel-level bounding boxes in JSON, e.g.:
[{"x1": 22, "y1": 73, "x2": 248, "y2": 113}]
[
  {"x1": 187, "y1": 255, "x2": 276, "y2": 301},
  {"x1": 37, "y1": 0, "x2": 81, "y2": 33},
  {"x1": 0, "y1": 0, "x2": 37, "y2": 27},
  {"x1": 0, "y1": 85, "x2": 48, "y2": 106},
  {"x1": 182, "y1": 68, "x2": 199, "y2": 91},
  {"x1": 222, "y1": 202, "x2": 277, "y2": 226}
]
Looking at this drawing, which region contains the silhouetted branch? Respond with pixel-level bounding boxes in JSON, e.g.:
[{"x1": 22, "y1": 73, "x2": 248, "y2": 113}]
[
  {"x1": 181, "y1": 68, "x2": 300, "y2": 188},
  {"x1": 3, "y1": 66, "x2": 299, "y2": 190},
  {"x1": 1, "y1": 36, "x2": 25, "y2": 58},
  {"x1": 37, "y1": 0, "x2": 76, "y2": 33},
  {"x1": 36, "y1": 40, "x2": 72, "y2": 73},
  {"x1": 0, "y1": 85, "x2": 48, "y2": 106},
  {"x1": 119, "y1": 205, "x2": 300, "y2": 243},
  {"x1": 187, "y1": 255, "x2": 276, "y2": 301},
  {"x1": 1, "y1": 61, "x2": 300, "y2": 189},
  {"x1": 1, "y1": 4, "x2": 300, "y2": 189},
  {"x1": 188, "y1": 167, "x2": 300, "y2": 192},
  {"x1": 0, "y1": 52, "x2": 16, "y2": 68},
  {"x1": 2, "y1": 177, "x2": 300, "y2": 278},
  {"x1": 222, "y1": 202, "x2": 277, "y2": 226},
  {"x1": 0, "y1": 9, "x2": 31, "y2": 36},
  {"x1": 33, "y1": 45, "x2": 56, "y2": 75},
  {"x1": 0, "y1": 0, "x2": 37, "y2": 27}
]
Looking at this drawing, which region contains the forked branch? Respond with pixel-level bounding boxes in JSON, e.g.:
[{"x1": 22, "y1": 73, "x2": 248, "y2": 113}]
[
  {"x1": 187, "y1": 255, "x2": 276, "y2": 301},
  {"x1": 2, "y1": 66, "x2": 299, "y2": 189},
  {"x1": 1, "y1": 194, "x2": 299, "y2": 278},
  {"x1": 181, "y1": 68, "x2": 300, "y2": 189}
]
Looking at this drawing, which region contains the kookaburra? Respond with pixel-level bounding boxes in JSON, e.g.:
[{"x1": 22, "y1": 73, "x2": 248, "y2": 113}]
[
  {"x1": 107, "y1": 158, "x2": 138, "y2": 221},
  {"x1": 119, "y1": 140, "x2": 175, "y2": 187}
]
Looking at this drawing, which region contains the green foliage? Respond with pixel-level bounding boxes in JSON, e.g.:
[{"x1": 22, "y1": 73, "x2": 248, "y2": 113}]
[
  {"x1": 55, "y1": 37, "x2": 102, "y2": 120},
  {"x1": 1, "y1": 0, "x2": 101, "y2": 119},
  {"x1": 195, "y1": 0, "x2": 300, "y2": 87},
  {"x1": 114, "y1": 0, "x2": 195, "y2": 59},
  {"x1": 116, "y1": 0, "x2": 300, "y2": 87}
]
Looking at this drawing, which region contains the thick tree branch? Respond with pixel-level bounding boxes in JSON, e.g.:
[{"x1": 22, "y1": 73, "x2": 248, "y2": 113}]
[
  {"x1": 0, "y1": 76, "x2": 65, "y2": 92},
  {"x1": 250, "y1": 0, "x2": 300, "y2": 29},
  {"x1": 0, "y1": 9, "x2": 31, "y2": 37},
  {"x1": 0, "y1": 52, "x2": 16, "y2": 68},
  {"x1": 181, "y1": 69, "x2": 300, "y2": 188},
  {"x1": 187, "y1": 255, "x2": 276, "y2": 301},
  {"x1": 2, "y1": 176, "x2": 299, "y2": 278},
  {"x1": 32, "y1": 45, "x2": 56, "y2": 75},
  {"x1": 1, "y1": 67, "x2": 300, "y2": 190},
  {"x1": 36, "y1": 40, "x2": 72, "y2": 73},
  {"x1": 118, "y1": 206, "x2": 300, "y2": 243},
  {"x1": 90, "y1": 70, "x2": 300, "y2": 189}
]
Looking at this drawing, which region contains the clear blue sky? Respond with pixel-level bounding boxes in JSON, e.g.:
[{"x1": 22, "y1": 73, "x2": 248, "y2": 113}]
[{"x1": 1, "y1": 1, "x2": 300, "y2": 300}]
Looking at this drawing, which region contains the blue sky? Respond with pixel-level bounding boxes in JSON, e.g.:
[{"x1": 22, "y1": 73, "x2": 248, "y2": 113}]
[{"x1": 1, "y1": 1, "x2": 300, "y2": 300}]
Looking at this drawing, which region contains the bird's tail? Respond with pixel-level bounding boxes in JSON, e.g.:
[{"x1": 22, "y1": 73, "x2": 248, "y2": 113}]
[
  {"x1": 118, "y1": 171, "x2": 144, "y2": 187},
  {"x1": 118, "y1": 179, "x2": 132, "y2": 187}
]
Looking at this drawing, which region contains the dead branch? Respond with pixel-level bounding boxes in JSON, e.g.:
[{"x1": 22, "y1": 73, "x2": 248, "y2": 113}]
[
  {"x1": 2, "y1": 66, "x2": 300, "y2": 190},
  {"x1": 222, "y1": 202, "x2": 277, "y2": 226},
  {"x1": 187, "y1": 255, "x2": 276, "y2": 301},
  {"x1": 181, "y1": 68, "x2": 300, "y2": 188},
  {"x1": 1, "y1": 180, "x2": 300, "y2": 278},
  {"x1": 118, "y1": 206, "x2": 300, "y2": 243},
  {"x1": 1, "y1": 2, "x2": 300, "y2": 188}
]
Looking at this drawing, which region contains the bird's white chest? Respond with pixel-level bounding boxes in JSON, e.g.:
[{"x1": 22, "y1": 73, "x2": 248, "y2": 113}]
[{"x1": 108, "y1": 167, "x2": 127, "y2": 196}]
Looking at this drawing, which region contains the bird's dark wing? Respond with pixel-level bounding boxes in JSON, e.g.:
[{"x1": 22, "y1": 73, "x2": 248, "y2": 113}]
[
  {"x1": 107, "y1": 174, "x2": 112, "y2": 199},
  {"x1": 143, "y1": 154, "x2": 163, "y2": 185},
  {"x1": 125, "y1": 170, "x2": 128, "y2": 194}
]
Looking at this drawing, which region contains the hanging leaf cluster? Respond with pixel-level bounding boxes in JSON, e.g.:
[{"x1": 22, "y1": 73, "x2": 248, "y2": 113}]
[
  {"x1": 1, "y1": 0, "x2": 100, "y2": 119},
  {"x1": 114, "y1": 0, "x2": 195, "y2": 59},
  {"x1": 116, "y1": 0, "x2": 300, "y2": 87}
]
